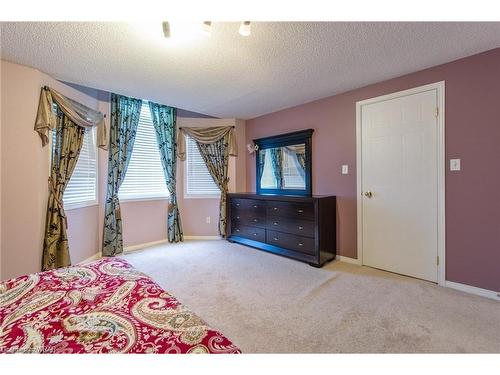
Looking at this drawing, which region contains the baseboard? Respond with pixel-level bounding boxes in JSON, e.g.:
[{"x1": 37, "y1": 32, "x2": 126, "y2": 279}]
[
  {"x1": 335, "y1": 255, "x2": 498, "y2": 301},
  {"x1": 444, "y1": 280, "x2": 500, "y2": 301},
  {"x1": 78, "y1": 252, "x2": 101, "y2": 264},
  {"x1": 123, "y1": 239, "x2": 168, "y2": 253},
  {"x1": 184, "y1": 236, "x2": 221, "y2": 240},
  {"x1": 336, "y1": 255, "x2": 362, "y2": 265}
]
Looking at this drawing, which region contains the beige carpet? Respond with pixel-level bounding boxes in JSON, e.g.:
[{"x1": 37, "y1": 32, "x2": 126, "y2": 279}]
[{"x1": 122, "y1": 240, "x2": 500, "y2": 353}]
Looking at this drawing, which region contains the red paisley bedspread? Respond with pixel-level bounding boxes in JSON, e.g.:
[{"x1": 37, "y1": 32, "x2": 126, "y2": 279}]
[{"x1": 0, "y1": 258, "x2": 240, "y2": 354}]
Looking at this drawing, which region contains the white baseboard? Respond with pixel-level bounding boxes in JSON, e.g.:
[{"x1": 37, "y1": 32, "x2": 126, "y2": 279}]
[
  {"x1": 78, "y1": 252, "x2": 101, "y2": 264},
  {"x1": 124, "y1": 239, "x2": 168, "y2": 253},
  {"x1": 336, "y1": 255, "x2": 362, "y2": 265},
  {"x1": 184, "y1": 236, "x2": 221, "y2": 240},
  {"x1": 335, "y1": 255, "x2": 498, "y2": 301},
  {"x1": 444, "y1": 280, "x2": 500, "y2": 301}
]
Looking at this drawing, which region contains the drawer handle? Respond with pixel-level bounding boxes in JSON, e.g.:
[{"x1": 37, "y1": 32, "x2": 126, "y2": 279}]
[
  {"x1": 273, "y1": 222, "x2": 278, "y2": 226},
  {"x1": 273, "y1": 207, "x2": 278, "y2": 211},
  {"x1": 236, "y1": 216, "x2": 240, "y2": 219},
  {"x1": 298, "y1": 209, "x2": 304, "y2": 213},
  {"x1": 253, "y1": 218, "x2": 258, "y2": 222},
  {"x1": 236, "y1": 229, "x2": 240, "y2": 232},
  {"x1": 253, "y1": 205, "x2": 258, "y2": 208},
  {"x1": 298, "y1": 242, "x2": 304, "y2": 247},
  {"x1": 236, "y1": 203, "x2": 240, "y2": 206},
  {"x1": 253, "y1": 233, "x2": 258, "y2": 236},
  {"x1": 298, "y1": 226, "x2": 303, "y2": 230},
  {"x1": 273, "y1": 237, "x2": 279, "y2": 241}
]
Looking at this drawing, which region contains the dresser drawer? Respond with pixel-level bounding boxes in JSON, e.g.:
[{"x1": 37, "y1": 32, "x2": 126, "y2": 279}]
[
  {"x1": 231, "y1": 224, "x2": 266, "y2": 242},
  {"x1": 266, "y1": 230, "x2": 315, "y2": 255},
  {"x1": 266, "y1": 215, "x2": 315, "y2": 237},
  {"x1": 231, "y1": 198, "x2": 266, "y2": 215},
  {"x1": 266, "y1": 201, "x2": 314, "y2": 220},
  {"x1": 232, "y1": 211, "x2": 266, "y2": 228}
]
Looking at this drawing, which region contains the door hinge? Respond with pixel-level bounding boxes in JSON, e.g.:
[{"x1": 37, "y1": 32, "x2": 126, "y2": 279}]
[
  {"x1": 437, "y1": 256, "x2": 440, "y2": 266},
  {"x1": 435, "y1": 107, "x2": 439, "y2": 117}
]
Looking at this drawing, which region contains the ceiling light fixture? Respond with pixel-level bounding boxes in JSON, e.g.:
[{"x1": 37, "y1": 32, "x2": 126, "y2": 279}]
[
  {"x1": 162, "y1": 21, "x2": 170, "y2": 38},
  {"x1": 202, "y1": 21, "x2": 212, "y2": 36},
  {"x1": 239, "y1": 21, "x2": 251, "y2": 36}
]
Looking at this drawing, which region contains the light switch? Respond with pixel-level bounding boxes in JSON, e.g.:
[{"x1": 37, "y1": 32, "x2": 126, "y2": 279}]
[
  {"x1": 450, "y1": 159, "x2": 461, "y2": 171},
  {"x1": 342, "y1": 165, "x2": 349, "y2": 175}
]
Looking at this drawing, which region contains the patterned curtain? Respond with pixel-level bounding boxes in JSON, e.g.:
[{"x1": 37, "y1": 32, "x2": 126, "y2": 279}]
[
  {"x1": 270, "y1": 148, "x2": 283, "y2": 189},
  {"x1": 258, "y1": 149, "x2": 266, "y2": 180},
  {"x1": 148, "y1": 101, "x2": 183, "y2": 243},
  {"x1": 102, "y1": 94, "x2": 142, "y2": 256},
  {"x1": 42, "y1": 108, "x2": 85, "y2": 270},
  {"x1": 195, "y1": 135, "x2": 230, "y2": 237},
  {"x1": 295, "y1": 152, "x2": 306, "y2": 171}
]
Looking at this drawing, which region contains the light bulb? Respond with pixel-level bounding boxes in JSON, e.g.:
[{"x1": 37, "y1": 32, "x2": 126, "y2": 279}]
[
  {"x1": 239, "y1": 21, "x2": 251, "y2": 36},
  {"x1": 202, "y1": 21, "x2": 212, "y2": 36},
  {"x1": 162, "y1": 22, "x2": 170, "y2": 38}
]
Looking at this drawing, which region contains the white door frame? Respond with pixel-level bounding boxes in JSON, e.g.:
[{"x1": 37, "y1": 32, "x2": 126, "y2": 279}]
[{"x1": 356, "y1": 81, "x2": 446, "y2": 286}]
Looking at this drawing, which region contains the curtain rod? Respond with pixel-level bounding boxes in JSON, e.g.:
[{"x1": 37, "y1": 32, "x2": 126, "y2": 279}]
[{"x1": 178, "y1": 126, "x2": 235, "y2": 129}]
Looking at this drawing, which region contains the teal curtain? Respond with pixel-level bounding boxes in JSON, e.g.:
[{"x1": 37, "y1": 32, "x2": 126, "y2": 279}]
[
  {"x1": 258, "y1": 150, "x2": 266, "y2": 181},
  {"x1": 102, "y1": 94, "x2": 142, "y2": 256},
  {"x1": 270, "y1": 148, "x2": 283, "y2": 189},
  {"x1": 148, "y1": 101, "x2": 183, "y2": 243}
]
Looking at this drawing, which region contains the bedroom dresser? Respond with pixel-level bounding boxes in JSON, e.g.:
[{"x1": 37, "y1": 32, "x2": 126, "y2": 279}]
[{"x1": 226, "y1": 193, "x2": 336, "y2": 267}]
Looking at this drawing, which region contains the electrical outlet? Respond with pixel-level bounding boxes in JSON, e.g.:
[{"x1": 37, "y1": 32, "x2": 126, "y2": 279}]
[
  {"x1": 450, "y1": 159, "x2": 461, "y2": 171},
  {"x1": 341, "y1": 165, "x2": 349, "y2": 175},
  {"x1": 205, "y1": 216, "x2": 211, "y2": 224}
]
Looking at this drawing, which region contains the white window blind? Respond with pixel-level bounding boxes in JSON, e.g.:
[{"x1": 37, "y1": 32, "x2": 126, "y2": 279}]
[
  {"x1": 55, "y1": 127, "x2": 98, "y2": 209},
  {"x1": 118, "y1": 102, "x2": 169, "y2": 200},
  {"x1": 185, "y1": 135, "x2": 220, "y2": 197}
]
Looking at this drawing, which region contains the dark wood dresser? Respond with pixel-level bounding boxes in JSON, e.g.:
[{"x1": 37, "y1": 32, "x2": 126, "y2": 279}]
[{"x1": 226, "y1": 193, "x2": 336, "y2": 267}]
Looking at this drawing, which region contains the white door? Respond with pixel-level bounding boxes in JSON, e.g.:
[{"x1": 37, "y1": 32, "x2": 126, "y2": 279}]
[{"x1": 360, "y1": 88, "x2": 439, "y2": 282}]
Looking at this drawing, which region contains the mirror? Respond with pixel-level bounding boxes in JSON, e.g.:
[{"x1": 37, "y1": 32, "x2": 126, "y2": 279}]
[
  {"x1": 255, "y1": 129, "x2": 313, "y2": 196},
  {"x1": 259, "y1": 145, "x2": 306, "y2": 190}
]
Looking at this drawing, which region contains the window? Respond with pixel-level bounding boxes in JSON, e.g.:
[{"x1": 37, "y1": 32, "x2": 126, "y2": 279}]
[
  {"x1": 52, "y1": 127, "x2": 98, "y2": 209},
  {"x1": 184, "y1": 135, "x2": 220, "y2": 198},
  {"x1": 282, "y1": 149, "x2": 305, "y2": 189},
  {"x1": 118, "y1": 102, "x2": 169, "y2": 201}
]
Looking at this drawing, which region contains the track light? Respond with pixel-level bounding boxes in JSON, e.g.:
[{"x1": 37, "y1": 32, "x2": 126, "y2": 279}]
[
  {"x1": 239, "y1": 21, "x2": 251, "y2": 36},
  {"x1": 162, "y1": 21, "x2": 170, "y2": 38},
  {"x1": 202, "y1": 21, "x2": 212, "y2": 36}
]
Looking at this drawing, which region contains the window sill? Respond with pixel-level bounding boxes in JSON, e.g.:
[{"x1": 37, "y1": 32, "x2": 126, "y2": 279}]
[
  {"x1": 64, "y1": 201, "x2": 99, "y2": 211},
  {"x1": 119, "y1": 196, "x2": 169, "y2": 203},
  {"x1": 184, "y1": 194, "x2": 220, "y2": 200}
]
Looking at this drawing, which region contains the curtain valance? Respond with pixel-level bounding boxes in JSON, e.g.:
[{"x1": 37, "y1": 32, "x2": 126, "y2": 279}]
[
  {"x1": 177, "y1": 126, "x2": 237, "y2": 161},
  {"x1": 34, "y1": 86, "x2": 108, "y2": 150}
]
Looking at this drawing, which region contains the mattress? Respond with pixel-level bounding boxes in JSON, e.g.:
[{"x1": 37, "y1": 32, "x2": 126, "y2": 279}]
[{"x1": 0, "y1": 258, "x2": 240, "y2": 354}]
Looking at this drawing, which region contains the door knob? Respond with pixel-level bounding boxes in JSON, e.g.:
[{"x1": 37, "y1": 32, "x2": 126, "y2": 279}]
[{"x1": 364, "y1": 191, "x2": 373, "y2": 198}]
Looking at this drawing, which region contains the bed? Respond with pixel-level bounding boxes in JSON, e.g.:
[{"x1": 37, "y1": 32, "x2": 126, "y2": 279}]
[{"x1": 0, "y1": 258, "x2": 240, "y2": 354}]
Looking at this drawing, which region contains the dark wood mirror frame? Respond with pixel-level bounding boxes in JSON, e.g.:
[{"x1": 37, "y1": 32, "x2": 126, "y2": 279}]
[{"x1": 254, "y1": 129, "x2": 314, "y2": 197}]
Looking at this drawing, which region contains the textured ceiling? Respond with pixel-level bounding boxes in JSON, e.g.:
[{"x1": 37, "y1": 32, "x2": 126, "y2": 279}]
[{"x1": 1, "y1": 22, "x2": 500, "y2": 119}]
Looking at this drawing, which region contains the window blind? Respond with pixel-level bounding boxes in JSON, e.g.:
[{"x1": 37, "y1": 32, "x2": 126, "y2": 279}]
[
  {"x1": 62, "y1": 127, "x2": 98, "y2": 207},
  {"x1": 185, "y1": 135, "x2": 220, "y2": 196},
  {"x1": 118, "y1": 102, "x2": 169, "y2": 200}
]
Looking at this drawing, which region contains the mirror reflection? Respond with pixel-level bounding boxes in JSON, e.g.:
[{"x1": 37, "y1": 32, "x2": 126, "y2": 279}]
[{"x1": 259, "y1": 143, "x2": 306, "y2": 190}]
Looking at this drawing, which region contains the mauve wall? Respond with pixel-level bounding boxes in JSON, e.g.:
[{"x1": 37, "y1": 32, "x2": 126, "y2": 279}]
[{"x1": 246, "y1": 48, "x2": 500, "y2": 292}]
